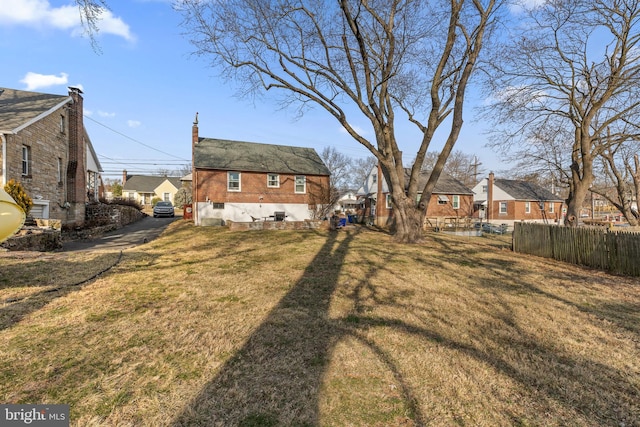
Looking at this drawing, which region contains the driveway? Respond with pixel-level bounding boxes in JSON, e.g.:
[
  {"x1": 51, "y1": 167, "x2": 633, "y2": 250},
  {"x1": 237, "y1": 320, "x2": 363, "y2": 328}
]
[{"x1": 62, "y1": 216, "x2": 179, "y2": 252}]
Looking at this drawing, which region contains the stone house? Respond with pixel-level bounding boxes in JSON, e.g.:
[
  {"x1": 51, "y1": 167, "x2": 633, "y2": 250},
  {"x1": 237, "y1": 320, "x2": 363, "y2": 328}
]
[
  {"x1": 0, "y1": 87, "x2": 102, "y2": 227},
  {"x1": 191, "y1": 115, "x2": 331, "y2": 226}
]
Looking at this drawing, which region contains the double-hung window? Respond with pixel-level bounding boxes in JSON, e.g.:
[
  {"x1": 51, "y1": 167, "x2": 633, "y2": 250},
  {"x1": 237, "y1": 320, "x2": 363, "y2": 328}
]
[
  {"x1": 499, "y1": 202, "x2": 507, "y2": 214},
  {"x1": 295, "y1": 175, "x2": 306, "y2": 193},
  {"x1": 228, "y1": 172, "x2": 241, "y2": 191},
  {"x1": 525, "y1": 202, "x2": 531, "y2": 214},
  {"x1": 267, "y1": 173, "x2": 280, "y2": 188},
  {"x1": 57, "y1": 158, "x2": 63, "y2": 184},
  {"x1": 452, "y1": 195, "x2": 460, "y2": 209},
  {"x1": 548, "y1": 202, "x2": 554, "y2": 213},
  {"x1": 22, "y1": 145, "x2": 31, "y2": 176}
]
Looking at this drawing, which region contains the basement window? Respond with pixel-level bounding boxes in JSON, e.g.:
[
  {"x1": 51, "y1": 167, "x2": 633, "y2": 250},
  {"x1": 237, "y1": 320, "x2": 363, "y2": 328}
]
[{"x1": 212, "y1": 203, "x2": 224, "y2": 209}]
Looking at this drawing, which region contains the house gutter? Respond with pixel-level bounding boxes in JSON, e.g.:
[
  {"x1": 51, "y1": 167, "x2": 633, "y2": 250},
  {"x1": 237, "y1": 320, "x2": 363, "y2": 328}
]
[{"x1": 1, "y1": 133, "x2": 6, "y2": 186}]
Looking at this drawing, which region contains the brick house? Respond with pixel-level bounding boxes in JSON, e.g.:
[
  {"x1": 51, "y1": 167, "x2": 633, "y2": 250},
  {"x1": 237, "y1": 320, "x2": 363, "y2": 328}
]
[
  {"x1": 357, "y1": 164, "x2": 475, "y2": 227},
  {"x1": 0, "y1": 87, "x2": 102, "y2": 226},
  {"x1": 191, "y1": 116, "x2": 331, "y2": 226},
  {"x1": 473, "y1": 172, "x2": 565, "y2": 224},
  {"x1": 122, "y1": 171, "x2": 182, "y2": 206}
]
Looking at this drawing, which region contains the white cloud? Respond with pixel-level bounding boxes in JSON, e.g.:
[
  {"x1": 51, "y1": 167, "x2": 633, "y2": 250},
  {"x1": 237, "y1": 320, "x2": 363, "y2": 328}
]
[
  {"x1": 508, "y1": 0, "x2": 546, "y2": 14},
  {"x1": 84, "y1": 109, "x2": 93, "y2": 117},
  {"x1": 127, "y1": 120, "x2": 141, "y2": 128},
  {"x1": 0, "y1": 0, "x2": 134, "y2": 41},
  {"x1": 98, "y1": 110, "x2": 116, "y2": 118},
  {"x1": 20, "y1": 71, "x2": 68, "y2": 90},
  {"x1": 339, "y1": 124, "x2": 367, "y2": 136}
]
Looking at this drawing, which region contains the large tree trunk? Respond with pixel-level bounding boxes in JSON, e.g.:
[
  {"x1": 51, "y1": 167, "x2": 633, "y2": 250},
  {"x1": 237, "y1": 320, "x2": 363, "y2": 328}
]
[
  {"x1": 564, "y1": 171, "x2": 593, "y2": 226},
  {"x1": 392, "y1": 197, "x2": 425, "y2": 243}
]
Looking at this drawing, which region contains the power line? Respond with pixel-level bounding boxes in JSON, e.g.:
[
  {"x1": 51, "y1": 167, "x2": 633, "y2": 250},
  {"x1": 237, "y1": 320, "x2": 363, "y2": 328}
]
[{"x1": 84, "y1": 115, "x2": 189, "y2": 161}]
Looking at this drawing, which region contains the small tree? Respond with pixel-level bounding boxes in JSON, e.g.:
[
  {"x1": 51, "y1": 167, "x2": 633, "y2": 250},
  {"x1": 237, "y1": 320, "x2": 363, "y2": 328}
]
[
  {"x1": 4, "y1": 179, "x2": 32, "y2": 216},
  {"x1": 111, "y1": 182, "x2": 123, "y2": 198},
  {"x1": 174, "y1": 187, "x2": 193, "y2": 209}
]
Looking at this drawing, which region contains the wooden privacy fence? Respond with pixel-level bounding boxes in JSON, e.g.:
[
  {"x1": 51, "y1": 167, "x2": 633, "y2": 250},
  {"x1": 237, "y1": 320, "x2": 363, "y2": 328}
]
[{"x1": 513, "y1": 222, "x2": 640, "y2": 276}]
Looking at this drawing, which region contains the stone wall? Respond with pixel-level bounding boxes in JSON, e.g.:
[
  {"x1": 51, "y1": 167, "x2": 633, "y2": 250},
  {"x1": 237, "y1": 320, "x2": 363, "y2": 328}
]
[
  {"x1": 1, "y1": 203, "x2": 145, "y2": 251},
  {"x1": 227, "y1": 219, "x2": 329, "y2": 231}
]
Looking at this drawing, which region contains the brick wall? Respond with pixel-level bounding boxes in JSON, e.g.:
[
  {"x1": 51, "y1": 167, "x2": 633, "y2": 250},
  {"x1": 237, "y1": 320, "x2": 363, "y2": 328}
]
[
  {"x1": 491, "y1": 200, "x2": 563, "y2": 222},
  {"x1": 196, "y1": 169, "x2": 330, "y2": 205},
  {"x1": 374, "y1": 193, "x2": 475, "y2": 226}
]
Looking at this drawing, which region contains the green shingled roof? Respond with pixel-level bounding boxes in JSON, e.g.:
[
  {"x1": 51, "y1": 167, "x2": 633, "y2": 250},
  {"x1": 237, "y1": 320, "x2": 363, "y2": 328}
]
[
  {"x1": 194, "y1": 138, "x2": 330, "y2": 176},
  {"x1": 0, "y1": 88, "x2": 70, "y2": 133}
]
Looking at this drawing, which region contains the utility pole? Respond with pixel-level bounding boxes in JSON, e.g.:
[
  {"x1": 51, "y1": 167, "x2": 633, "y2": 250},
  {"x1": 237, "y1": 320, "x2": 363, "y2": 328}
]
[{"x1": 470, "y1": 156, "x2": 482, "y2": 184}]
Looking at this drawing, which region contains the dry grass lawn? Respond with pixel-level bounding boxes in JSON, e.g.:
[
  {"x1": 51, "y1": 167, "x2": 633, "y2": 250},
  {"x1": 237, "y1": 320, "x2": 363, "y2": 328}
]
[{"x1": 0, "y1": 221, "x2": 638, "y2": 426}]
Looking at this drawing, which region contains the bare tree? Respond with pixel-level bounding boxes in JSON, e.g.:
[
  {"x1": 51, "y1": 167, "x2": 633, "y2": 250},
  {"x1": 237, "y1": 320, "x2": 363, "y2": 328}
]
[
  {"x1": 592, "y1": 135, "x2": 640, "y2": 225},
  {"x1": 351, "y1": 156, "x2": 378, "y2": 190},
  {"x1": 75, "y1": 0, "x2": 110, "y2": 52},
  {"x1": 176, "y1": 0, "x2": 499, "y2": 242},
  {"x1": 321, "y1": 147, "x2": 353, "y2": 191},
  {"x1": 483, "y1": 0, "x2": 640, "y2": 226},
  {"x1": 419, "y1": 150, "x2": 484, "y2": 188}
]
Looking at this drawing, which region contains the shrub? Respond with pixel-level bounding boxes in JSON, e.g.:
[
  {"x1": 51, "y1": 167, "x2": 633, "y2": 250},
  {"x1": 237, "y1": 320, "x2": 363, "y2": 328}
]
[
  {"x1": 4, "y1": 179, "x2": 32, "y2": 216},
  {"x1": 151, "y1": 197, "x2": 162, "y2": 207},
  {"x1": 173, "y1": 187, "x2": 192, "y2": 209}
]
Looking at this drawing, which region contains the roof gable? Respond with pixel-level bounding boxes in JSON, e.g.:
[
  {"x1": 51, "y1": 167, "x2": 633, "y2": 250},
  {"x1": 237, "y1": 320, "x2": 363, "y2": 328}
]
[
  {"x1": 495, "y1": 179, "x2": 563, "y2": 201},
  {"x1": 406, "y1": 169, "x2": 474, "y2": 195},
  {"x1": 194, "y1": 138, "x2": 330, "y2": 176},
  {"x1": 0, "y1": 88, "x2": 71, "y2": 133}
]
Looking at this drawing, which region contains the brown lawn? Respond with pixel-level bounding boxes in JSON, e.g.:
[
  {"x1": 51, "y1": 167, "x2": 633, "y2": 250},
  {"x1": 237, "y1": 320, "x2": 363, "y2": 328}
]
[{"x1": 0, "y1": 221, "x2": 638, "y2": 426}]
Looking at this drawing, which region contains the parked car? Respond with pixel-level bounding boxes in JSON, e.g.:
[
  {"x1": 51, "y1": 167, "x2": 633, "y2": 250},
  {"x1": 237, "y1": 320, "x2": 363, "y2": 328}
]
[
  {"x1": 153, "y1": 201, "x2": 175, "y2": 218},
  {"x1": 474, "y1": 222, "x2": 508, "y2": 234}
]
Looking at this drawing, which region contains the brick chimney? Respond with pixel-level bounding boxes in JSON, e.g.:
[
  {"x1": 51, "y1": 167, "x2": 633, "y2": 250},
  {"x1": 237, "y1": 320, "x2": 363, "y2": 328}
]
[
  {"x1": 122, "y1": 170, "x2": 127, "y2": 185},
  {"x1": 191, "y1": 113, "x2": 198, "y2": 225},
  {"x1": 487, "y1": 172, "x2": 494, "y2": 221},
  {"x1": 192, "y1": 112, "x2": 199, "y2": 145}
]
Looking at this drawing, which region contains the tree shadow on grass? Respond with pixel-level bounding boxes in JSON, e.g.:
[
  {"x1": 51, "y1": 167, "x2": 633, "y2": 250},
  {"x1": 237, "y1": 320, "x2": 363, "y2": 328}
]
[
  {"x1": 171, "y1": 230, "x2": 426, "y2": 427},
  {"x1": 170, "y1": 231, "x2": 349, "y2": 426}
]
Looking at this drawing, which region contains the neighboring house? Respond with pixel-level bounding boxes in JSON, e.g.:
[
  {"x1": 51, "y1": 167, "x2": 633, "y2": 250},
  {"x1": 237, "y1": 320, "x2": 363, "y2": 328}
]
[
  {"x1": 333, "y1": 189, "x2": 361, "y2": 213},
  {"x1": 357, "y1": 164, "x2": 475, "y2": 227},
  {"x1": 191, "y1": 115, "x2": 331, "y2": 225},
  {"x1": 0, "y1": 86, "x2": 102, "y2": 226},
  {"x1": 473, "y1": 172, "x2": 565, "y2": 224},
  {"x1": 122, "y1": 171, "x2": 182, "y2": 205}
]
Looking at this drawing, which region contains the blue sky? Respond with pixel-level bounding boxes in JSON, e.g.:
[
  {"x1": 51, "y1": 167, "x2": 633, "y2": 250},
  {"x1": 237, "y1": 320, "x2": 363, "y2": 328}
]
[{"x1": 0, "y1": 0, "x2": 510, "y2": 180}]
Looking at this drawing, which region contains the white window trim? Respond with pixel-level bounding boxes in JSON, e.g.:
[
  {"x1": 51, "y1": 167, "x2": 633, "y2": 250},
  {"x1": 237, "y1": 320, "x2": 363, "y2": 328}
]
[
  {"x1": 386, "y1": 194, "x2": 392, "y2": 209},
  {"x1": 525, "y1": 201, "x2": 530, "y2": 214},
  {"x1": 295, "y1": 175, "x2": 306, "y2": 194},
  {"x1": 452, "y1": 195, "x2": 460, "y2": 209},
  {"x1": 228, "y1": 171, "x2": 241, "y2": 192},
  {"x1": 22, "y1": 145, "x2": 30, "y2": 176},
  {"x1": 267, "y1": 173, "x2": 280, "y2": 188},
  {"x1": 499, "y1": 202, "x2": 507, "y2": 214},
  {"x1": 549, "y1": 202, "x2": 554, "y2": 213}
]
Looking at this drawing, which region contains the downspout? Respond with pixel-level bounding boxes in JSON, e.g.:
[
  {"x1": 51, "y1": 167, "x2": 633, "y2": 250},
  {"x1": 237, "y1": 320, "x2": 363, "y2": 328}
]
[{"x1": 1, "y1": 134, "x2": 6, "y2": 186}]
